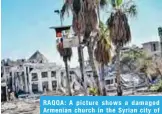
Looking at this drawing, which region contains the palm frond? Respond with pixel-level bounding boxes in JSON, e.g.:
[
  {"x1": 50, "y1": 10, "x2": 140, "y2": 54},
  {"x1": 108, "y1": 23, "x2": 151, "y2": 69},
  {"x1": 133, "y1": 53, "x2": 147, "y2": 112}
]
[
  {"x1": 61, "y1": 0, "x2": 72, "y2": 19},
  {"x1": 61, "y1": 3, "x2": 67, "y2": 18},
  {"x1": 121, "y1": 0, "x2": 137, "y2": 17},
  {"x1": 127, "y1": 4, "x2": 137, "y2": 17},
  {"x1": 73, "y1": 0, "x2": 82, "y2": 15},
  {"x1": 95, "y1": 21, "x2": 112, "y2": 65},
  {"x1": 100, "y1": 0, "x2": 108, "y2": 8},
  {"x1": 106, "y1": 11, "x2": 131, "y2": 47},
  {"x1": 111, "y1": 0, "x2": 116, "y2": 8}
]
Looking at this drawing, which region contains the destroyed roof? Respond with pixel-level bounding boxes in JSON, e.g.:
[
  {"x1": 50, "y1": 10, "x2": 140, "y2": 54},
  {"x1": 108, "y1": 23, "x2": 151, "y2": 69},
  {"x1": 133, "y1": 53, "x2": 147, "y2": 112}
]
[{"x1": 28, "y1": 51, "x2": 48, "y2": 63}]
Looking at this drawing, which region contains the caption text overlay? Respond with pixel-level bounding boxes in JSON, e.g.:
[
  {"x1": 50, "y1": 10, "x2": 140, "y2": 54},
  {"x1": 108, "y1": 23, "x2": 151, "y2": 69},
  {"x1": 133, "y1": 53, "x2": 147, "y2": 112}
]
[{"x1": 40, "y1": 96, "x2": 162, "y2": 114}]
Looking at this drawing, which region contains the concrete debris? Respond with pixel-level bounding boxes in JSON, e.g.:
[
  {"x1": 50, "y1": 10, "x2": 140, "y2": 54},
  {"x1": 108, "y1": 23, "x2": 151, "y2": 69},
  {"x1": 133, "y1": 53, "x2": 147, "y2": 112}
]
[
  {"x1": 2, "y1": 100, "x2": 39, "y2": 114},
  {"x1": 1, "y1": 102, "x2": 17, "y2": 113}
]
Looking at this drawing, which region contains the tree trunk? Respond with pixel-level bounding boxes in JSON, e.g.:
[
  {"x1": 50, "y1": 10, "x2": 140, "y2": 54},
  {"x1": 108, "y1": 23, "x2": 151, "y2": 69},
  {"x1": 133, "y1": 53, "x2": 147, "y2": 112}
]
[
  {"x1": 97, "y1": 2, "x2": 100, "y2": 23},
  {"x1": 101, "y1": 63, "x2": 107, "y2": 96},
  {"x1": 76, "y1": 22, "x2": 88, "y2": 95},
  {"x1": 77, "y1": 46, "x2": 88, "y2": 95},
  {"x1": 87, "y1": 44, "x2": 101, "y2": 95},
  {"x1": 145, "y1": 74, "x2": 151, "y2": 90},
  {"x1": 64, "y1": 57, "x2": 72, "y2": 96},
  {"x1": 116, "y1": 46, "x2": 123, "y2": 96}
]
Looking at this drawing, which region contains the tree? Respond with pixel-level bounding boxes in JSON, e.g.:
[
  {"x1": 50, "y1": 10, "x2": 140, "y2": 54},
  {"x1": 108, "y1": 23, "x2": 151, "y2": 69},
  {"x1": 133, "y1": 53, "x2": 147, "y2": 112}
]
[
  {"x1": 61, "y1": 0, "x2": 109, "y2": 95},
  {"x1": 139, "y1": 56, "x2": 162, "y2": 88},
  {"x1": 120, "y1": 48, "x2": 145, "y2": 73},
  {"x1": 57, "y1": 39, "x2": 72, "y2": 96},
  {"x1": 120, "y1": 48, "x2": 152, "y2": 88},
  {"x1": 94, "y1": 21, "x2": 112, "y2": 96},
  {"x1": 121, "y1": 48, "x2": 162, "y2": 89},
  {"x1": 106, "y1": 0, "x2": 137, "y2": 96}
]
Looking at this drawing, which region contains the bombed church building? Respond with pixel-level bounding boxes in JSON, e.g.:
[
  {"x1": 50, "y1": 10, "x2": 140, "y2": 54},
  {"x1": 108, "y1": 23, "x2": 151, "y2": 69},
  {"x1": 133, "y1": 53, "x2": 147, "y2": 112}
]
[{"x1": 1, "y1": 51, "x2": 62, "y2": 101}]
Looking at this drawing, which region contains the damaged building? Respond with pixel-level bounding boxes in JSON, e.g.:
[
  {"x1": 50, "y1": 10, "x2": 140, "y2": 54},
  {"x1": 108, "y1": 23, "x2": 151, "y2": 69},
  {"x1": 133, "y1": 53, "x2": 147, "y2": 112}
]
[
  {"x1": 1, "y1": 51, "x2": 95, "y2": 100},
  {"x1": 1, "y1": 51, "x2": 62, "y2": 100}
]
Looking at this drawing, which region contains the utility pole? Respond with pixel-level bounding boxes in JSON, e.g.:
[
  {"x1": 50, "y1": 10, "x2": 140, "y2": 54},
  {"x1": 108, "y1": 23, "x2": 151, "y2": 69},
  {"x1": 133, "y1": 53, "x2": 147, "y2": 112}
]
[
  {"x1": 158, "y1": 27, "x2": 162, "y2": 57},
  {"x1": 53, "y1": 8, "x2": 87, "y2": 95},
  {"x1": 53, "y1": 9, "x2": 72, "y2": 95}
]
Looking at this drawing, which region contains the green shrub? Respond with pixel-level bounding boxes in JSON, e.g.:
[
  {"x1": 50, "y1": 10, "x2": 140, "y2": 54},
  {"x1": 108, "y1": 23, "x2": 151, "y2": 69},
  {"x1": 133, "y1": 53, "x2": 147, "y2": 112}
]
[
  {"x1": 150, "y1": 80, "x2": 162, "y2": 92},
  {"x1": 88, "y1": 88, "x2": 98, "y2": 96}
]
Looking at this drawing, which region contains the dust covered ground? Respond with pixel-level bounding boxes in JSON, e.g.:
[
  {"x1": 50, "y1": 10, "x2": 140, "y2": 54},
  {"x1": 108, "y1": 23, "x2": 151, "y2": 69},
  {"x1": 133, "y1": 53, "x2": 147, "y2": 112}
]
[{"x1": 1, "y1": 100, "x2": 40, "y2": 114}]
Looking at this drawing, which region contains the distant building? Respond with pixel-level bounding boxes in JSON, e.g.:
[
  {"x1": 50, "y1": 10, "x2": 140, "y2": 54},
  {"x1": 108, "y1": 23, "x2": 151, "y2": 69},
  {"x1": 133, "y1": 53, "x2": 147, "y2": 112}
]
[
  {"x1": 120, "y1": 45, "x2": 143, "y2": 57},
  {"x1": 24, "y1": 62, "x2": 61, "y2": 93},
  {"x1": 1, "y1": 66, "x2": 8, "y2": 101},
  {"x1": 28, "y1": 50, "x2": 48, "y2": 63},
  {"x1": 120, "y1": 42, "x2": 161, "y2": 57},
  {"x1": 142, "y1": 41, "x2": 161, "y2": 57}
]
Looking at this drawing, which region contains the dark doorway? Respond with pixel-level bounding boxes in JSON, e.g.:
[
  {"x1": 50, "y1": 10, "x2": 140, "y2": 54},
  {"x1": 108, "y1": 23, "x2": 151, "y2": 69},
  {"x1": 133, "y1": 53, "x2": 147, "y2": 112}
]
[
  {"x1": 52, "y1": 81, "x2": 57, "y2": 91},
  {"x1": 32, "y1": 84, "x2": 38, "y2": 93},
  {"x1": 1, "y1": 86, "x2": 7, "y2": 102},
  {"x1": 42, "y1": 81, "x2": 49, "y2": 91}
]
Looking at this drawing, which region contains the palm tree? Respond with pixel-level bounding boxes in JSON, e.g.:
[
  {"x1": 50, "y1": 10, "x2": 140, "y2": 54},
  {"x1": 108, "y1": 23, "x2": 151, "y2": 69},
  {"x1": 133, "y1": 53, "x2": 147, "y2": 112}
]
[
  {"x1": 61, "y1": 0, "x2": 88, "y2": 95},
  {"x1": 57, "y1": 39, "x2": 72, "y2": 96},
  {"x1": 60, "y1": 0, "x2": 109, "y2": 95},
  {"x1": 106, "y1": 0, "x2": 137, "y2": 96},
  {"x1": 94, "y1": 21, "x2": 112, "y2": 96},
  {"x1": 86, "y1": 0, "x2": 109, "y2": 95}
]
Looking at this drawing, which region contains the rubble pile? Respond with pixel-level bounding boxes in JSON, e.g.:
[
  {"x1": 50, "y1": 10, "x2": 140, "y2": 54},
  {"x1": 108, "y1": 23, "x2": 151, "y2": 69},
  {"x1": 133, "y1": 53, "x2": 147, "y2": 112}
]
[
  {"x1": 1, "y1": 102, "x2": 17, "y2": 113},
  {"x1": 15, "y1": 101, "x2": 36, "y2": 113},
  {"x1": 1, "y1": 100, "x2": 39, "y2": 114}
]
